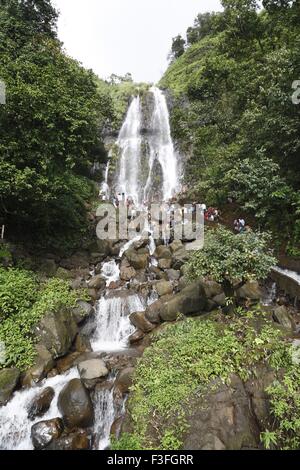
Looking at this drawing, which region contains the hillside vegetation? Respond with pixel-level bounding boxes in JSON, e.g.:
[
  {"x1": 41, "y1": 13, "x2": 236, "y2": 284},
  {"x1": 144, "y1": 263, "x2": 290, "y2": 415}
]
[{"x1": 160, "y1": 0, "x2": 300, "y2": 256}]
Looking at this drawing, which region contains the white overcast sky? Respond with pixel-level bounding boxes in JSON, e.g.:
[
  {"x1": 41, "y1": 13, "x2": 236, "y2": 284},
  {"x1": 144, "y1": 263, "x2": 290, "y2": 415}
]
[{"x1": 53, "y1": 0, "x2": 222, "y2": 83}]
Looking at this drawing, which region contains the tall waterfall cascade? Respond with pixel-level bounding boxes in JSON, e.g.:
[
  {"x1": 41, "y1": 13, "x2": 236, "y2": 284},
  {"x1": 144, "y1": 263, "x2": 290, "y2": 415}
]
[
  {"x1": 0, "y1": 86, "x2": 182, "y2": 451},
  {"x1": 116, "y1": 86, "x2": 181, "y2": 205}
]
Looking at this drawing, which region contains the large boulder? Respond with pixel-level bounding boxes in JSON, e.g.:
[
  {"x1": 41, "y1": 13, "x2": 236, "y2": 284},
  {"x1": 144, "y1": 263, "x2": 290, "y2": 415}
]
[
  {"x1": 0, "y1": 368, "x2": 20, "y2": 406},
  {"x1": 22, "y1": 344, "x2": 55, "y2": 386},
  {"x1": 273, "y1": 306, "x2": 296, "y2": 332},
  {"x1": 158, "y1": 258, "x2": 172, "y2": 270},
  {"x1": 200, "y1": 280, "x2": 223, "y2": 299},
  {"x1": 155, "y1": 281, "x2": 173, "y2": 297},
  {"x1": 236, "y1": 281, "x2": 262, "y2": 300},
  {"x1": 72, "y1": 301, "x2": 94, "y2": 325},
  {"x1": 183, "y1": 373, "x2": 270, "y2": 450},
  {"x1": 46, "y1": 429, "x2": 91, "y2": 450},
  {"x1": 129, "y1": 329, "x2": 145, "y2": 344},
  {"x1": 58, "y1": 379, "x2": 94, "y2": 429},
  {"x1": 160, "y1": 281, "x2": 207, "y2": 322},
  {"x1": 31, "y1": 418, "x2": 64, "y2": 450},
  {"x1": 115, "y1": 367, "x2": 135, "y2": 395},
  {"x1": 35, "y1": 309, "x2": 78, "y2": 359},
  {"x1": 88, "y1": 275, "x2": 106, "y2": 291},
  {"x1": 166, "y1": 269, "x2": 180, "y2": 281},
  {"x1": 129, "y1": 312, "x2": 156, "y2": 333},
  {"x1": 125, "y1": 249, "x2": 149, "y2": 270},
  {"x1": 77, "y1": 359, "x2": 109, "y2": 389},
  {"x1": 155, "y1": 246, "x2": 172, "y2": 260},
  {"x1": 171, "y1": 247, "x2": 190, "y2": 270},
  {"x1": 170, "y1": 240, "x2": 183, "y2": 254},
  {"x1": 120, "y1": 261, "x2": 137, "y2": 281},
  {"x1": 28, "y1": 387, "x2": 55, "y2": 420}
]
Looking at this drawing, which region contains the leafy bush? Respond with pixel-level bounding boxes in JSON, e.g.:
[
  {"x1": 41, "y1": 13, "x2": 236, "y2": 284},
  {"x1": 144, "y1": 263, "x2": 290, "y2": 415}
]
[
  {"x1": 0, "y1": 268, "x2": 38, "y2": 320},
  {"x1": 185, "y1": 226, "x2": 277, "y2": 300},
  {"x1": 0, "y1": 269, "x2": 83, "y2": 370}
]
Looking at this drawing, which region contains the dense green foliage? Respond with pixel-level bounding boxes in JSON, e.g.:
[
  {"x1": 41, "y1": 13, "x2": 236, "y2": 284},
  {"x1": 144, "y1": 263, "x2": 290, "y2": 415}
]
[
  {"x1": 161, "y1": 0, "x2": 300, "y2": 253},
  {"x1": 185, "y1": 226, "x2": 276, "y2": 297},
  {"x1": 112, "y1": 309, "x2": 294, "y2": 450},
  {"x1": 0, "y1": 267, "x2": 81, "y2": 370},
  {"x1": 0, "y1": 0, "x2": 113, "y2": 250}
]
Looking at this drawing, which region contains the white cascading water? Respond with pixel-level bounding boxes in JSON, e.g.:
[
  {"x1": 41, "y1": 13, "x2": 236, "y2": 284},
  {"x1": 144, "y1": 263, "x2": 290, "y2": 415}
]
[
  {"x1": 117, "y1": 96, "x2": 142, "y2": 205},
  {"x1": 91, "y1": 293, "x2": 145, "y2": 352},
  {"x1": 0, "y1": 368, "x2": 79, "y2": 450},
  {"x1": 273, "y1": 266, "x2": 300, "y2": 285},
  {"x1": 93, "y1": 381, "x2": 115, "y2": 450},
  {"x1": 144, "y1": 86, "x2": 180, "y2": 202}
]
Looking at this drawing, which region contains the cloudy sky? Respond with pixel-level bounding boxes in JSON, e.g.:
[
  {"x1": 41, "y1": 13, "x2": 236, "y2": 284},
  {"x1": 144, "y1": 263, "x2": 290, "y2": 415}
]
[{"x1": 54, "y1": 0, "x2": 222, "y2": 83}]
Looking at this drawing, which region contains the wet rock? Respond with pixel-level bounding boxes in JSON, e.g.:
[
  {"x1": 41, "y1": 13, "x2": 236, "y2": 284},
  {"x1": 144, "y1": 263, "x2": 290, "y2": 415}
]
[
  {"x1": 166, "y1": 269, "x2": 180, "y2": 281},
  {"x1": 171, "y1": 247, "x2": 190, "y2": 269},
  {"x1": 170, "y1": 240, "x2": 183, "y2": 253},
  {"x1": 158, "y1": 258, "x2": 172, "y2": 270},
  {"x1": 23, "y1": 344, "x2": 54, "y2": 387},
  {"x1": 35, "y1": 309, "x2": 78, "y2": 359},
  {"x1": 58, "y1": 379, "x2": 94, "y2": 429},
  {"x1": 236, "y1": 281, "x2": 262, "y2": 300},
  {"x1": 28, "y1": 387, "x2": 55, "y2": 420},
  {"x1": 88, "y1": 275, "x2": 106, "y2": 291},
  {"x1": 75, "y1": 334, "x2": 92, "y2": 353},
  {"x1": 0, "y1": 368, "x2": 20, "y2": 406},
  {"x1": 115, "y1": 367, "x2": 135, "y2": 395},
  {"x1": 31, "y1": 418, "x2": 64, "y2": 450},
  {"x1": 130, "y1": 312, "x2": 156, "y2": 333},
  {"x1": 72, "y1": 300, "x2": 94, "y2": 325},
  {"x1": 88, "y1": 288, "x2": 101, "y2": 301},
  {"x1": 145, "y1": 299, "x2": 165, "y2": 324},
  {"x1": 120, "y1": 263, "x2": 137, "y2": 281},
  {"x1": 56, "y1": 352, "x2": 81, "y2": 374},
  {"x1": 125, "y1": 249, "x2": 149, "y2": 270},
  {"x1": 77, "y1": 359, "x2": 109, "y2": 388},
  {"x1": 46, "y1": 429, "x2": 91, "y2": 450},
  {"x1": 155, "y1": 246, "x2": 172, "y2": 259},
  {"x1": 129, "y1": 329, "x2": 145, "y2": 344},
  {"x1": 160, "y1": 281, "x2": 207, "y2": 322},
  {"x1": 273, "y1": 306, "x2": 296, "y2": 331},
  {"x1": 155, "y1": 280, "x2": 173, "y2": 297}
]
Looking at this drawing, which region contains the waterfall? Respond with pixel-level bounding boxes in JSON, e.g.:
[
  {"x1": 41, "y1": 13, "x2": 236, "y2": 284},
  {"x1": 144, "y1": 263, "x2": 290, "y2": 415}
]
[
  {"x1": 117, "y1": 96, "x2": 142, "y2": 205},
  {"x1": 101, "y1": 260, "x2": 120, "y2": 287},
  {"x1": 144, "y1": 86, "x2": 181, "y2": 202},
  {"x1": 0, "y1": 368, "x2": 79, "y2": 450},
  {"x1": 93, "y1": 381, "x2": 115, "y2": 450},
  {"x1": 91, "y1": 293, "x2": 145, "y2": 352}
]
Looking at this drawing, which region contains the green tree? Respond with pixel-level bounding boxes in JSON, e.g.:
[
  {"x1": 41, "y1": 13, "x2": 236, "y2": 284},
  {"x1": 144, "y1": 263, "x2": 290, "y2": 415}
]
[
  {"x1": 185, "y1": 227, "x2": 277, "y2": 307},
  {"x1": 170, "y1": 35, "x2": 186, "y2": 61}
]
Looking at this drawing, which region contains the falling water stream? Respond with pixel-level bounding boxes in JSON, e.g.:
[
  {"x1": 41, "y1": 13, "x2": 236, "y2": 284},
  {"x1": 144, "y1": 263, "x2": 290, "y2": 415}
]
[{"x1": 0, "y1": 87, "x2": 179, "y2": 450}]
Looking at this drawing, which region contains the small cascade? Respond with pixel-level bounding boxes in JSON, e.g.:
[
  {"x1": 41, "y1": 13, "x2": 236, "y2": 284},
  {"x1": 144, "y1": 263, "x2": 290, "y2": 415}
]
[
  {"x1": 101, "y1": 260, "x2": 120, "y2": 287},
  {"x1": 91, "y1": 293, "x2": 145, "y2": 352},
  {"x1": 273, "y1": 266, "x2": 300, "y2": 285},
  {"x1": 0, "y1": 368, "x2": 79, "y2": 450},
  {"x1": 93, "y1": 380, "x2": 116, "y2": 450}
]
